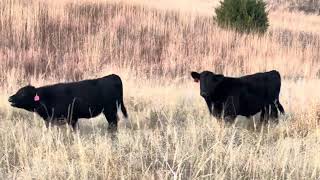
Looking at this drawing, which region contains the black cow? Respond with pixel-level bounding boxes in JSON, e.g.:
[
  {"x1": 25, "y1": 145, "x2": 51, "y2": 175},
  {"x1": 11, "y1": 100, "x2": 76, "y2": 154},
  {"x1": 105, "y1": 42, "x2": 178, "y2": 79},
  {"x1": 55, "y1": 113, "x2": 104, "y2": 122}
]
[
  {"x1": 191, "y1": 70, "x2": 284, "y2": 123},
  {"x1": 8, "y1": 74, "x2": 128, "y2": 131}
]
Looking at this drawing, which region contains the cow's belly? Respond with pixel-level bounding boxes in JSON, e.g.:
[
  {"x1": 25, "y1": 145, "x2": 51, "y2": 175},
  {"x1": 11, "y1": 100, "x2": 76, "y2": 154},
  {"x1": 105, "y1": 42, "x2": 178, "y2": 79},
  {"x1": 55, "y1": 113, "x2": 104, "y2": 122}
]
[
  {"x1": 76, "y1": 107, "x2": 103, "y2": 119},
  {"x1": 52, "y1": 103, "x2": 102, "y2": 119},
  {"x1": 239, "y1": 103, "x2": 262, "y2": 117},
  {"x1": 76, "y1": 102, "x2": 105, "y2": 118}
]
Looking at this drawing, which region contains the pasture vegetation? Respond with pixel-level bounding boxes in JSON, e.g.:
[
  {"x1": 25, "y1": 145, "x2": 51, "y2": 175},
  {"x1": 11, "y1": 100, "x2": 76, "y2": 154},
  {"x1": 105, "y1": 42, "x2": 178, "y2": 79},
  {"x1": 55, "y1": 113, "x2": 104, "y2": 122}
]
[{"x1": 1, "y1": 0, "x2": 320, "y2": 179}]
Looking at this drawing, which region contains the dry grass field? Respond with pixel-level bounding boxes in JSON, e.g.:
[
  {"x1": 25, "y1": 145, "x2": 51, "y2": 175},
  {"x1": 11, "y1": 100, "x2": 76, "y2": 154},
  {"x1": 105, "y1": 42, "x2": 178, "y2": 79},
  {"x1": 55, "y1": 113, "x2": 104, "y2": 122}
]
[{"x1": 1, "y1": 0, "x2": 320, "y2": 179}]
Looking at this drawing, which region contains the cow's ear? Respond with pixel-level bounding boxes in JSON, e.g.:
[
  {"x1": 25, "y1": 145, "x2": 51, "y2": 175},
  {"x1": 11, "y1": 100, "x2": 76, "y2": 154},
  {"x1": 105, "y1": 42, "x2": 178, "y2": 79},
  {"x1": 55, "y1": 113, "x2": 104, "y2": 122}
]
[{"x1": 191, "y1": 72, "x2": 200, "y2": 83}]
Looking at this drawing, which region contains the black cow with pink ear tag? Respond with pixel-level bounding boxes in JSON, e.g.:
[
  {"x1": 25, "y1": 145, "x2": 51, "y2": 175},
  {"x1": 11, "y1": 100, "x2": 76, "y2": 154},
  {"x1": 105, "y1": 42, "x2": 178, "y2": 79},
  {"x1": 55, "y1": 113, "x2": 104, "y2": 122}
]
[{"x1": 8, "y1": 74, "x2": 128, "y2": 132}]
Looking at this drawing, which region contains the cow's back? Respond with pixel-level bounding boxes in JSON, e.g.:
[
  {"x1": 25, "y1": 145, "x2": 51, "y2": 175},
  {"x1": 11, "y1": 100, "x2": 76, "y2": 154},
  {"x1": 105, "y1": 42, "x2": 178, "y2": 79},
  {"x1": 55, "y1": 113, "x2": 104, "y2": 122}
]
[
  {"x1": 38, "y1": 74, "x2": 123, "y2": 108},
  {"x1": 240, "y1": 70, "x2": 281, "y2": 100}
]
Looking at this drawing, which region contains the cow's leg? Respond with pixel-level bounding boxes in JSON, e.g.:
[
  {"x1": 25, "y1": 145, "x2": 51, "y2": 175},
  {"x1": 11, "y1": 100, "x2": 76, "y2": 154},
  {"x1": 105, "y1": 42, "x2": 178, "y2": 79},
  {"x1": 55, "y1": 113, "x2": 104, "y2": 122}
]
[
  {"x1": 107, "y1": 114, "x2": 118, "y2": 132},
  {"x1": 270, "y1": 103, "x2": 278, "y2": 118},
  {"x1": 260, "y1": 107, "x2": 266, "y2": 123},
  {"x1": 67, "y1": 98, "x2": 85, "y2": 132},
  {"x1": 270, "y1": 103, "x2": 279, "y2": 123},
  {"x1": 67, "y1": 112, "x2": 79, "y2": 132},
  {"x1": 213, "y1": 103, "x2": 223, "y2": 119},
  {"x1": 224, "y1": 115, "x2": 237, "y2": 124},
  {"x1": 103, "y1": 109, "x2": 119, "y2": 133},
  {"x1": 70, "y1": 118, "x2": 79, "y2": 131},
  {"x1": 260, "y1": 105, "x2": 270, "y2": 123},
  {"x1": 44, "y1": 117, "x2": 55, "y2": 129},
  {"x1": 103, "y1": 110, "x2": 119, "y2": 144},
  {"x1": 205, "y1": 98, "x2": 213, "y2": 115},
  {"x1": 223, "y1": 97, "x2": 238, "y2": 124},
  {"x1": 45, "y1": 120, "x2": 50, "y2": 129}
]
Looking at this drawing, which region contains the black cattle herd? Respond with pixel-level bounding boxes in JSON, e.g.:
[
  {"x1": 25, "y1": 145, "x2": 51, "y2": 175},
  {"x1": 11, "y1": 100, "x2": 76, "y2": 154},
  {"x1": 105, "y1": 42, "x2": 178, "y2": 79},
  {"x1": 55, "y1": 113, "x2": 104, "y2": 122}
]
[{"x1": 8, "y1": 70, "x2": 285, "y2": 132}]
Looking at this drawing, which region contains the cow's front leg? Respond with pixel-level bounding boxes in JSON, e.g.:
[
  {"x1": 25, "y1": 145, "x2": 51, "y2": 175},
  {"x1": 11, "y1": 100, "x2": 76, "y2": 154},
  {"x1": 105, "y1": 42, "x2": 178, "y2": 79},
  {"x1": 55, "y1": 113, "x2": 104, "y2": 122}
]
[
  {"x1": 223, "y1": 96, "x2": 238, "y2": 124},
  {"x1": 70, "y1": 118, "x2": 79, "y2": 132},
  {"x1": 44, "y1": 118, "x2": 54, "y2": 129},
  {"x1": 45, "y1": 120, "x2": 50, "y2": 128},
  {"x1": 204, "y1": 98, "x2": 213, "y2": 115},
  {"x1": 260, "y1": 106, "x2": 267, "y2": 123},
  {"x1": 212, "y1": 103, "x2": 223, "y2": 119}
]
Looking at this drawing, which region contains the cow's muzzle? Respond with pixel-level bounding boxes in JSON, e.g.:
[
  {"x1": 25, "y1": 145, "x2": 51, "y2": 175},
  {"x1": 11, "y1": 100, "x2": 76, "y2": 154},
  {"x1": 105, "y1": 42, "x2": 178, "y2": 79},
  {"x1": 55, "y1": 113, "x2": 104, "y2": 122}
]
[
  {"x1": 8, "y1": 96, "x2": 16, "y2": 106},
  {"x1": 8, "y1": 96, "x2": 13, "y2": 103}
]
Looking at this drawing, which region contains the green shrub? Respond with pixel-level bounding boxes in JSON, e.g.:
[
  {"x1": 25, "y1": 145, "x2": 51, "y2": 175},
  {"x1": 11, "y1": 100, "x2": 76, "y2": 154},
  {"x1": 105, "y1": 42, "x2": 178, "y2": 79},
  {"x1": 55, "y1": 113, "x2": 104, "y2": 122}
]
[{"x1": 215, "y1": 0, "x2": 269, "y2": 34}]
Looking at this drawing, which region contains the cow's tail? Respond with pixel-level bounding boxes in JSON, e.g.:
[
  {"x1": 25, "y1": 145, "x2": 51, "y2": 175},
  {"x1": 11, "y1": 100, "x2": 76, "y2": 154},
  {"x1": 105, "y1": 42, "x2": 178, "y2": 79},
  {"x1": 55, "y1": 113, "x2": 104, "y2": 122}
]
[
  {"x1": 275, "y1": 99, "x2": 285, "y2": 115},
  {"x1": 114, "y1": 75, "x2": 128, "y2": 119},
  {"x1": 274, "y1": 70, "x2": 285, "y2": 115},
  {"x1": 120, "y1": 99, "x2": 128, "y2": 118}
]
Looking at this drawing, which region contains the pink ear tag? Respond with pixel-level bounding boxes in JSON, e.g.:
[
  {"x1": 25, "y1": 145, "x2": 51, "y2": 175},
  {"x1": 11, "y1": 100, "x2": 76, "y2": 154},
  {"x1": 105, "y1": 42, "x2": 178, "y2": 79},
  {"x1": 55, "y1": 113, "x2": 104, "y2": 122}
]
[{"x1": 34, "y1": 94, "x2": 40, "y2": 102}]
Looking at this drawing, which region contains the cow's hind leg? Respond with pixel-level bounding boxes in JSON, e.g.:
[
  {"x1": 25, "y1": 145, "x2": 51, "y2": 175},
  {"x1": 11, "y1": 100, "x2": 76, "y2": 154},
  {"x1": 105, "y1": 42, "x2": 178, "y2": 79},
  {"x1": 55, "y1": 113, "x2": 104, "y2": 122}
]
[
  {"x1": 269, "y1": 103, "x2": 279, "y2": 123},
  {"x1": 45, "y1": 120, "x2": 50, "y2": 129},
  {"x1": 103, "y1": 108, "x2": 119, "y2": 133},
  {"x1": 103, "y1": 110, "x2": 119, "y2": 146},
  {"x1": 270, "y1": 103, "x2": 278, "y2": 118},
  {"x1": 66, "y1": 116, "x2": 79, "y2": 132},
  {"x1": 70, "y1": 118, "x2": 79, "y2": 131},
  {"x1": 260, "y1": 106, "x2": 267, "y2": 123}
]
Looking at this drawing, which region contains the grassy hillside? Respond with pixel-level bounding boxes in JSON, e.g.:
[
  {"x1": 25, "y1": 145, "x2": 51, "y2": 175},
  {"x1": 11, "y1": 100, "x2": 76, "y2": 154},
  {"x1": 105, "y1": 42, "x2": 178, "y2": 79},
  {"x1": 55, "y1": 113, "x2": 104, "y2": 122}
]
[{"x1": 1, "y1": 0, "x2": 320, "y2": 179}]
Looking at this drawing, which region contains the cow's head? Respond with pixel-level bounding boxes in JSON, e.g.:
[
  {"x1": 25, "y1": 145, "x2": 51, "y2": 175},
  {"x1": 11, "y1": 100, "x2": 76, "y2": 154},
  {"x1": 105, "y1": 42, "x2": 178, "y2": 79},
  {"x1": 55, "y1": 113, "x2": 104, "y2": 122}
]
[
  {"x1": 8, "y1": 85, "x2": 39, "y2": 111},
  {"x1": 191, "y1": 71, "x2": 224, "y2": 98}
]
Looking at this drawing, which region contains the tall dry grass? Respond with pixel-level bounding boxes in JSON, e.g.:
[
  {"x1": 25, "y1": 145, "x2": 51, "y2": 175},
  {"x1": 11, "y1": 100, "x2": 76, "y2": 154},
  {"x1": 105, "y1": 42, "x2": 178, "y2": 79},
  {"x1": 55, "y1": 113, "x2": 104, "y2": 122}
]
[{"x1": 1, "y1": 0, "x2": 320, "y2": 179}]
